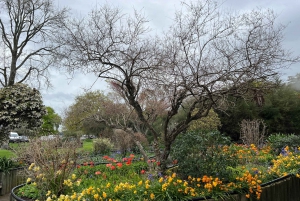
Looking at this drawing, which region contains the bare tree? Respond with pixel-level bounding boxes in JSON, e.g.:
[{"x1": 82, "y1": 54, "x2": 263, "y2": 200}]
[
  {"x1": 60, "y1": 1, "x2": 299, "y2": 171},
  {"x1": 240, "y1": 119, "x2": 266, "y2": 147},
  {"x1": 0, "y1": 0, "x2": 68, "y2": 88}
]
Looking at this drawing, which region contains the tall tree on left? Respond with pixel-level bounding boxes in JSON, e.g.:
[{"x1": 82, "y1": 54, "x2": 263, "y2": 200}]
[
  {"x1": 0, "y1": 83, "x2": 47, "y2": 142},
  {"x1": 0, "y1": 0, "x2": 68, "y2": 87}
]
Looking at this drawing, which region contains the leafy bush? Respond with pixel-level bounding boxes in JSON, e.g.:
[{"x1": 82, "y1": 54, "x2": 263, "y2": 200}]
[
  {"x1": 267, "y1": 133, "x2": 300, "y2": 154},
  {"x1": 171, "y1": 130, "x2": 234, "y2": 179},
  {"x1": 0, "y1": 157, "x2": 20, "y2": 173},
  {"x1": 93, "y1": 138, "x2": 114, "y2": 155}
]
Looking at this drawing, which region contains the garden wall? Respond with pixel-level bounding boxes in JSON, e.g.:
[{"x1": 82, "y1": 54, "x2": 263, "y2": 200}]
[{"x1": 0, "y1": 168, "x2": 26, "y2": 195}]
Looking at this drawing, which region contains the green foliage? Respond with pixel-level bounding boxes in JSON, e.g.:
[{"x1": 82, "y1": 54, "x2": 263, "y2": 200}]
[
  {"x1": 188, "y1": 109, "x2": 221, "y2": 132},
  {"x1": 93, "y1": 138, "x2": 114, "y2": 155},
  {"x1": 17, "y1": 184, "x2": 40, "y2": 200},
  {"x1": 0, "y1": 83, "x2": 46, "y2": 141},
  {"x1": 266, "y1": 133, "x2": 300, "y2": 154},
  {"x1": 41, "y1": 107, "x2": 62, "y2": 134},
  {"x1": 171, "y1": 130, "x2": 234, "y2": 179},
  {"x1": 0, "y1": 156, "x2": 20, "y2": 173}
]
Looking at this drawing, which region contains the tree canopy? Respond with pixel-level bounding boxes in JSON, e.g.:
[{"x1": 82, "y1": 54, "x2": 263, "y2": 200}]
[
  {"x1": 0, "y1": 83, "x2": 46, "y2": 141},
  {"x1": 59, "y1": 0, "x2": 299, "y2": 171},
  {"x1": 0, "y1": 0, "x2": 68, "y2": 87},
  {"x1": 41, "y1": 106, "x2": 62, "y2": 135}
]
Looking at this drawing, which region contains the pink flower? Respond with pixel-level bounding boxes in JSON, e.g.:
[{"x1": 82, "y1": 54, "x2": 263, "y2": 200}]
[
  {"x1": 95, "y1": 171, "x2": 101, "y2": 175},
  {"x1": 141, "y1": 169, "x2": 146, "y2": 174}
]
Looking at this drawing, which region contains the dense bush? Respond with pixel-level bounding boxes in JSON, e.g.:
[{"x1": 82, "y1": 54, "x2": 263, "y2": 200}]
[
  {"x1": 0, "y1": 157, "x2": 21, "y2": 173},
  {"x1": 171, "y1": 130, "x2": 234, "y2": 179},
  {"x1": 266, "y1": 133, "x2": 300, "y2": 154},
  {"x1": 93, "y1": 138, "x2": 114, "y2": 155}
]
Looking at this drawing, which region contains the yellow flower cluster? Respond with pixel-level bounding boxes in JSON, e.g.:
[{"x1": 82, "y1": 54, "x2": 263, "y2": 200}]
[{"x1": 268, "y1": 146, "x2": 300, "y2": 177}]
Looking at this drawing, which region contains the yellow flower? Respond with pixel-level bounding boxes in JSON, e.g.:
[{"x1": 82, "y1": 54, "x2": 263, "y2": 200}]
[
  {"x1": 150, "y1": 193, "x2": 155, "y2": 200},
  {"x1": 138, "y1": 180, "x2": 143, "y2": 186},
  {"x1": 46, "y1": 191, "x2": 51, "y2": 196},
  {"x1": 26, "y1": 178, "x2": 31, "y2": 183},
  {"x1": 28, "y1": 163, "x2": 35, "y2": 170},
  {"x1": 106, "y1": 183, "x2": 111, "y2": 188},
  {"x1": 159, "y1": 177, "x2": 164, "y2": 183},
  {"x1": 94, "y1": 194, "x2": 99, "y2": 199},
  {"x1": 72, "y1": 174, "x2": 76, "y2": 180},
  {"x1": 103, "y1": 192, "x2": 107, "y2": 198},
  {"x1": 33, "y1": 166, "x2": 40, "y2": 172}
]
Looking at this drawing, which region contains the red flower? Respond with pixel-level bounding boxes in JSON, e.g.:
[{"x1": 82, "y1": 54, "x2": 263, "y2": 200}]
[
  {"x1": 126, "y1": 160, "x2": 132, "y2": 165},
  {"x1": 95, "y1": 171, "x2": 101, "y2": 175},
  {"x1": 123, "y1": 158, "x2": 128, "y2": 162},
  {"x1": 77, "y1": 165, "x2": 81, "y2": 169},
  {"x1": 141, "y1": 169, "x2": 146, "y2": 174},
  {"x1": 129, "y1": 154, "x2": 135, "y2": 158},
  {"x1": 156, "y1": 161, "x2": 161, "y2": 166},
  {"x1": 106, "y1": 163, "x2": 112, "y2": 168},
  {"x1": 117, "y1": 163, "x2": 123, "y2": 168},
  {"x1": 110, "y1": 165, "x2": 116, "y2": 170}
]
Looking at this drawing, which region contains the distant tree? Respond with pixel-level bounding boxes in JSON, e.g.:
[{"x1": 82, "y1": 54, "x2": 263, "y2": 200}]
[
  {"x1": 188, "y1": 109, "x2": 221, "y2": 132},
  {"x1": 41, "y1": 106, "x2": 61, "y2": 135},
  {"x1": 218, "y1": 81, "x2": 300, "y2": 140},
  {"x1": 0, "y1": 0, "x2": 68, "y2": 87},
  {"x1": 287, "y1": 73, "x2": 300, "y2": 91},
  {"x1": 0, "y1": 83, "x2": 46, "y2": 141},
  {"x1": 63, "y1": 90, "x2": 124, "y2": 134},
  {"x1": 60, "y1": 1, "x2": 298, "y2": 171}
]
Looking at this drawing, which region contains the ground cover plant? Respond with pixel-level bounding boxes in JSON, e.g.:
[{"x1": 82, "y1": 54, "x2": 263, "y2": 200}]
[{"x1": 15, "y1": 132, "x2": 300, "y2": 201}]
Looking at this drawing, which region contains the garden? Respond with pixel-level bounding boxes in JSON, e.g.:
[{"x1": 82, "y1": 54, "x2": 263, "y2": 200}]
[{"x1": 4, "y1": 131, "x2": 300, "y2": 201}]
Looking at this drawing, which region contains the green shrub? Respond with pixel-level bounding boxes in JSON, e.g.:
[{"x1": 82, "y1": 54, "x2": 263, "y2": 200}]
[
  {"x1": 171, "y1": 130, "x2": 235, "y2": 179},
  {"x1": 17, "y1": 184, "x2": 40, "y2": 200},
  {"x1": 266, "y1": 133, "x2": 300, "y2": 154},
  {"x1": 0, "y1": 156, "x2": 20, "y2": 173},
  {"x1": 93, "y1": 138, "x2": 114, "y2": 155}
]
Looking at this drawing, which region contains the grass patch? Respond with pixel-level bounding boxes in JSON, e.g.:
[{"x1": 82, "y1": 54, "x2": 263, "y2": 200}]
[
  {"x1": 79, "y1": 140, "x2": 94, "y2": 152},
  {"x1": 0, "y1": 149, "x2": 15, "y2": 158}
]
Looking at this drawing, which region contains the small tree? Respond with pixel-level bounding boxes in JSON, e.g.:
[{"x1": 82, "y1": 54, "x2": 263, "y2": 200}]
[{"x1": 0, "y1": 83, "x2": 46, "y2": 141}]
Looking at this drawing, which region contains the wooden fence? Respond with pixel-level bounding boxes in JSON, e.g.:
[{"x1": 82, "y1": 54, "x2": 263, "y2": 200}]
[{"x1": 0, "y1": 168, "x2": 26, "y2": 196}]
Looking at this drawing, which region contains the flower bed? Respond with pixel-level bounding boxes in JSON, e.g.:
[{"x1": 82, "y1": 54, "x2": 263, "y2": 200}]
[{"x1": 14, "y1": 144, "x2": 300, "y2": 201}]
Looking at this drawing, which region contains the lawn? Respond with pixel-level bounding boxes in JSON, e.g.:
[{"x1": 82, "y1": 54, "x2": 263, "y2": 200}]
[{"x1": 0, "y1": 140, "x2": 94, "y2": 159}]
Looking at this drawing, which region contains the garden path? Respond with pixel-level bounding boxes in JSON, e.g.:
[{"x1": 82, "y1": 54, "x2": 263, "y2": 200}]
[{"x1": 0, "y1": 193, "x2": 10, "y2": 201}]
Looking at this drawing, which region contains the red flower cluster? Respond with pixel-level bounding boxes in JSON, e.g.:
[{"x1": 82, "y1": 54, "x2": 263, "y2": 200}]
[
  {"x1": 102, "y1": 154, "x2": 135, "y2": 170},
  {"x1": 147, "y1": 158, "x2": 161, "y2": 166}
]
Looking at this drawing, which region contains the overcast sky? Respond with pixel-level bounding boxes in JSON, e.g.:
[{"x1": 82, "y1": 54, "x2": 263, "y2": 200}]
[{"x1": 41, "y1": 0, "x2": 300, "y2": 117}]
